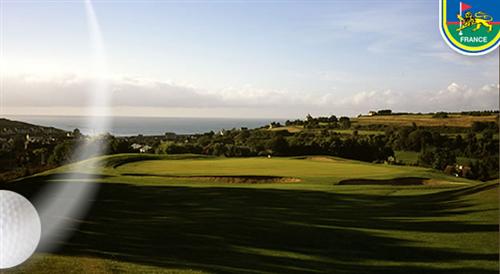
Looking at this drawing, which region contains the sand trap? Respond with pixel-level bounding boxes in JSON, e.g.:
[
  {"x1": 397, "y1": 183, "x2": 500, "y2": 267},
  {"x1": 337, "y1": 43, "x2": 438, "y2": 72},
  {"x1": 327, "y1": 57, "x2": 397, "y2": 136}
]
[
  {"x1": 122, "y1": 173, "x2": 301, "y2": 184},
  {"x1": 337, "y1": 177, "x2": 455, "y2": 186},
  {"x1": 306, "y1": 156, "x2": 340, "y2": 162},
  {"x1": 293, "y1": 156, "x2": 342, "y2": 162},
  {"x1": 196, "y1": 176, "x2": 301, "y2": 184}
]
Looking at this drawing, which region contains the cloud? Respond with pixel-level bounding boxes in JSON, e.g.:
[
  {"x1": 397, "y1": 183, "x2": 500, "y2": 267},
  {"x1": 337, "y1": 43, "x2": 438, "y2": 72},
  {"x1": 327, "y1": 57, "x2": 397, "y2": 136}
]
[
  {"x1": 3, "y1": 74, "x2": 219, "y2": 108},
  {"x1": 2, "y1": 73, "x2": 498, "y2": 117},
  {"x1": 335, "y1": 82, "x2": 499, "y2": 114},
  {"x1": 426, "y1": 82, "x2": 499, "y2": 111}
]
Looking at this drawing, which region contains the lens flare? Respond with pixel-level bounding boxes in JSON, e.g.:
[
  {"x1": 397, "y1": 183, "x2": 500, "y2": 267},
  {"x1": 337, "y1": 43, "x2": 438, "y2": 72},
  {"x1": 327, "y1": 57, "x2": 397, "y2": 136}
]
[{"x1": 34, "y1": 0, "x2": 112, "y2": 252}]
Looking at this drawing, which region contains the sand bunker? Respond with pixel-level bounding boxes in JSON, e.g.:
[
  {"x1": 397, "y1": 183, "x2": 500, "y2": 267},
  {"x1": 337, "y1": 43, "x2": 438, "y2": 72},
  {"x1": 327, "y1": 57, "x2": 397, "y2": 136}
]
[
  {"x1": 122, "y1": 173, "x2": 301, "y2": 184},
  {"x1": 337, "y1": 177, "x2": 454, "y2": 186},
  {"x1": 294, "y1": 156, "x2": 342, "y2": 162},
  {"x1": 306, "y1": 156, "x2": 340, "y2": 162}
]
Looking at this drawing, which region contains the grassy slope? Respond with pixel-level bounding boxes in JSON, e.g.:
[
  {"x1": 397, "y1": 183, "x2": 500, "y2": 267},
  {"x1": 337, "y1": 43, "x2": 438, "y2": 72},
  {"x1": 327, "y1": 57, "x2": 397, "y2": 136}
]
[
  {"x1": 0, "y1": 118, "x2": 66, "y2": 133},
  {"x1": 395, "y1": 150, "x2": 420, "y2": 165},
  {"x1": 38, "y1": 154, "x2": 472, "y2": 189},
  {"x1": 267, "y1": 114, "x2": 498, "y2": 135},
  {"x1": 2, "y1": 154, "x2": 498, "y2": 274},
  {"x1": 353, "y1": 114, "x2": 497, "y2": 128}
]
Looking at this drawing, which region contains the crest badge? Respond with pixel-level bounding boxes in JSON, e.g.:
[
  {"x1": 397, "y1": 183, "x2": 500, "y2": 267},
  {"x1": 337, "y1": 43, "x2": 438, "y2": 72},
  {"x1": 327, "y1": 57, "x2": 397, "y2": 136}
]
[{"x1": 439, "y1": 0, "x2": 500, "y2": 55}]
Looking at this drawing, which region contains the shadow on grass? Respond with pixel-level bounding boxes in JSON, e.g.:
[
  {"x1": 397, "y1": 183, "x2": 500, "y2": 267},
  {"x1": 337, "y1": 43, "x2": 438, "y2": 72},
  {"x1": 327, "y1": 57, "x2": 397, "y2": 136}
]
[{"x1": 2, "y1": 175, "x2": 498, "y2": 274}]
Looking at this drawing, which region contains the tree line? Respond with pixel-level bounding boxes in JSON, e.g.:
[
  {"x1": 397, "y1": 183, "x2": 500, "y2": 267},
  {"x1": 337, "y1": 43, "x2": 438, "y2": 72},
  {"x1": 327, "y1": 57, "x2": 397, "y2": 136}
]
[{"x1": 3, "y1": 113, "x2": 498, "y2": 182}]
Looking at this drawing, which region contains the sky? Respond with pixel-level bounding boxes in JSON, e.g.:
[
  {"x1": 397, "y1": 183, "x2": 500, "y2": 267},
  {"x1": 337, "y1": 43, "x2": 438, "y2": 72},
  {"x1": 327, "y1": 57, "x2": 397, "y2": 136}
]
[{"x1": 1, "y1": 0, "x2": 498, "y2": 118}]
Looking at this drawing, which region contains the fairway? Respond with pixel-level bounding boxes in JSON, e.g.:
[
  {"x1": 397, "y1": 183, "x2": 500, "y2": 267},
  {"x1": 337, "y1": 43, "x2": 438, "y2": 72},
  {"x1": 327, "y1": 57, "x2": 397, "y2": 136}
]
[
  {"x1": 64, "y1": 154, "x2": 472, "y2": 188},
  {"x1": 2, "y1": 154, "x2": 498, "y2": 274}
]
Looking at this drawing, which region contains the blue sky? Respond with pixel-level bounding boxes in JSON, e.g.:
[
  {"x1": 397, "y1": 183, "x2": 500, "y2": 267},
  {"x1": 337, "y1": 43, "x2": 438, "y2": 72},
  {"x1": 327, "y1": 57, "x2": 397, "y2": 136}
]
[{"x1": 1, "y1": 0, "x2": 498, "y2": 118}]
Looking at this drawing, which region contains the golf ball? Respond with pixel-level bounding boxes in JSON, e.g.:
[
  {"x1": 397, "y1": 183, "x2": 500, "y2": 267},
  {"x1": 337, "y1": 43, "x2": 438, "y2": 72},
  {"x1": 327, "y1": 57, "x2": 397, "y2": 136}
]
[{"x1": 0, "y1": 190, "x2": 41, "y2": 269}]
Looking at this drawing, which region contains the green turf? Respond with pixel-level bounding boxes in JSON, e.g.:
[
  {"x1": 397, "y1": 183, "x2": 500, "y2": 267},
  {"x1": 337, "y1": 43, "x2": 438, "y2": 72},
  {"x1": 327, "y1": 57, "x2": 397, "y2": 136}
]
[
  {"x1": 2, "y1": 154, "x2": 498, "y2": 274},
  {"x1": 395, "y1": 151, "x2": 420, "y2": 165}
]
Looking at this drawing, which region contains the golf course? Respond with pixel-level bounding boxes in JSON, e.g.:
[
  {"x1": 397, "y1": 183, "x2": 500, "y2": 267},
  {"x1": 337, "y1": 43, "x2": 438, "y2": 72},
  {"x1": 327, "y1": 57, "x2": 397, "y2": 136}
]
[{"x1": 2, "y1": 154, "x2": 498, "y2": 274}]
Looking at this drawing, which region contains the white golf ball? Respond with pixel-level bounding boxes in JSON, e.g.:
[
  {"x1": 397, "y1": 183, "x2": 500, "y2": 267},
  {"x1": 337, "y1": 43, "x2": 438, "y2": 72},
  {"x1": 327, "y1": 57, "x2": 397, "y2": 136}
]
[{"x1": 0, "y1": 190, "x2": 41, "y2": 269}]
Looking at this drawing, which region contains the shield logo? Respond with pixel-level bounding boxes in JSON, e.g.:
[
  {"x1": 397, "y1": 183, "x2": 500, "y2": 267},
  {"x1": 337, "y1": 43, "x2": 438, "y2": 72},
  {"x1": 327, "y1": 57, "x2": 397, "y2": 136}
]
[{"x1": 439, "y1": 0, "x2": 500, "y2": 55}]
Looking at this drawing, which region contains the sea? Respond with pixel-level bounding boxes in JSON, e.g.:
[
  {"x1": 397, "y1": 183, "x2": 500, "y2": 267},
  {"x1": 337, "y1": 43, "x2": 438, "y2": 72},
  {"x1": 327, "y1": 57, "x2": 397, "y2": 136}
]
[{"x1": 5, "y1": 115, "x2": 286, "y2": 136}]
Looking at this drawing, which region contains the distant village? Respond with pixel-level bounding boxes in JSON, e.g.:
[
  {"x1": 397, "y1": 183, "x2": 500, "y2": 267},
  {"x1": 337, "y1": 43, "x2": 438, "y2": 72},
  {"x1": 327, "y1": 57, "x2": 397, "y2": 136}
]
[{"x1": 0, "y1": 118, "x2": 182, "y2": 181}]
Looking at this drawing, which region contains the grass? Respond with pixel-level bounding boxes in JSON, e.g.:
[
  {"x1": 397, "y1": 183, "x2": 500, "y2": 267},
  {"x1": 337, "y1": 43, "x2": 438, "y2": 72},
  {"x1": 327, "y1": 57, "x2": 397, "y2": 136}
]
[
  {"x1": 1, "y1": 154, "x2": 498, "y2": 274},
  {"x1": 395, "y1": 151, "x2": 420, "y2": 165},
  {"x1": 268, "y1": 126, "x2": 303, "y2": 133},
  {"x1": 268, "y1": 127, "x2": 384, "y2": 136},
  {"x1": 353, "y1": 114, "x2": 497, "y2": 128},
  {"x1": 267, "y1": 114, "x2": 498, "y2": 136}
]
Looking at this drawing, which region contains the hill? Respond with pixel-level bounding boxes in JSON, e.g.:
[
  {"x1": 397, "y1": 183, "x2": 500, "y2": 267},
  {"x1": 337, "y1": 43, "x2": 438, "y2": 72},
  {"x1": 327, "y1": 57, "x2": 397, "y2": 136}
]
[
  {"x1": 2, "y1": 154, "x2": 497, "y2": 274},
  {"x1": 0, "y1": 118, "x2": 66, "y2": 135},
  {"x1": 353, "y1": 114, "x2": 498, "y2": 128}
]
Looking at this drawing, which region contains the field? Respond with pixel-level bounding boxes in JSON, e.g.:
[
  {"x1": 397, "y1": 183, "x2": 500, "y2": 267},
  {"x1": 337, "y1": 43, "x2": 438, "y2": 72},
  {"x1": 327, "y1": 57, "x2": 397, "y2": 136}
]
[
  {"x1": 394, "y1": 151, "x2": 420, "y2": 165},
  {"x1": 1, "y1": 154, "x2": 498, "y2": 274},
  {"x1": 269, "y1": 127, "x2": 385, "y2": 136},
  {"x1": 353, "y1": 114, "x2": 497, "y2": 128},
  {"x1": 267, "y1": 114, "x2": 498, "y2": 135}
]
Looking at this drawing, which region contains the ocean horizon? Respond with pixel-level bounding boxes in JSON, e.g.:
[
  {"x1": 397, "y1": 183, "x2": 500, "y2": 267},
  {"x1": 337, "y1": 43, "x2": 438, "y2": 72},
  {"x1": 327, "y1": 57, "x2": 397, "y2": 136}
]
[{"x1": 4, "y1": 115, "x2": 287, "y2": 136}]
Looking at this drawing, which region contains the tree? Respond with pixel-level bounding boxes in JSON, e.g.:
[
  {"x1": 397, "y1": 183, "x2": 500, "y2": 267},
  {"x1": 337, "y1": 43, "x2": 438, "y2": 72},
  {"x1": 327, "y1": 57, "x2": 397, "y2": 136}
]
[
  {"x1": 108, "y1": 137, "x2": 132, "y2": 154},
  {"x1": 48, "y1": 141, "x2": 74, "y2": 165},
  {"x1": 432, "y1": 148, "x2": 456, "y2": 170},
  {"x1": 407, "y1": 130, "x2": 433, "y2": 152},
  {"x1": 328, "y1": 115, "x2": 338, "y2": 123},
  {"x1": 454, "y1": 135, "x2": 464, "y2": 150},
  {"x1": 470, "y1": 161, "x2": 490, "y2": 181},
  {"x1": 268, "y1": 136, "x2": 289, "y2": 155},
  {"x1": 339, "y1": 116, "x2": 351, "y2": 129},
  {"x1": 377, "y1": 109, "x2": 392, "y2": 115},
  {"x1": 418, "y1": 150, "x2": 435, "y2": 167},
  {"x1": 481, "y1": 129, "x2": 494, "y2": 140},
  {"x1": 12, "y1": 135, "x2": 26, "y2": 151},
  {"x1": 73, "y1": 128, "x2": 82, "y2": 139},
  {"x1": 32, "y1": 148, "x2": 49, "y2": 165},
  {"x1": 472, "y1": 121, "x2": 498, "y2": 133},
  {"x1": 211, "y1": 143, "x2": 226, "y2": 156},
  {"x1": 432, "y1": 112, "x2": 448, "y2": 118}
]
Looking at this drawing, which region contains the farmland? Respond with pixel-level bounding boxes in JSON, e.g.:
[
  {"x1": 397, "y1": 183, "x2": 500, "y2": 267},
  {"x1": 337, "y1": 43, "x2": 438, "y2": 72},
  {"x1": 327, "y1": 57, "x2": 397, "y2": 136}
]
[
  {"x1": 2, "y1": 154, "x2": 498, "y2": 274},
  {"x1": 353, "y1": 114, "x2": 498, "y2": 128}
]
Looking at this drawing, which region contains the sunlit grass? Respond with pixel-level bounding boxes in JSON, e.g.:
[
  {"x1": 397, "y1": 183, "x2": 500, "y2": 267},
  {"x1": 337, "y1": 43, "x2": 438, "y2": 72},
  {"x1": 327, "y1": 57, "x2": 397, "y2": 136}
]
[{"x1": 3, "y1": 154, "x2": 498, "y2": 274}]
